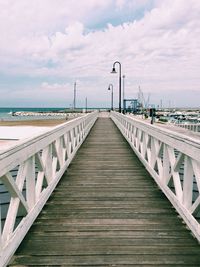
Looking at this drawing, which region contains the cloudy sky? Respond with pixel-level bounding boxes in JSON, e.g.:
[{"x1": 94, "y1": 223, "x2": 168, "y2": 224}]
[{"x1": 0, "y1": 0, "x2": 200, "y2": 108}]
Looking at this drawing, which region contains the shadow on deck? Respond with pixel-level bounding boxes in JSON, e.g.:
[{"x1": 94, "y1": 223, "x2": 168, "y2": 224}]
[{"x1": 10, "y1": 118, "x2": 200, "y2": 266}]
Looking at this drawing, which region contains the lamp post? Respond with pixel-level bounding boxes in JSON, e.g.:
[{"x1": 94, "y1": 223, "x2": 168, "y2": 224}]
[
  {"x1": 122, "y1": 74, "x2": 125, "y2": 112},
  {"x1": 108, "y1": 84, "x2": 113, "y2": 111},
  {"x1": 111, "y1": 61, "x2": 122, "y2": 113}
]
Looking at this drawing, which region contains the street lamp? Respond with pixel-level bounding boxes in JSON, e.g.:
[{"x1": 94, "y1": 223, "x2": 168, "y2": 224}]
[
  {"x1": 111, "y1": 61, "x2": 122, "y2": 113},
  {"x1": 108, "y1": 84, "x2": 113, "y2": 111}
]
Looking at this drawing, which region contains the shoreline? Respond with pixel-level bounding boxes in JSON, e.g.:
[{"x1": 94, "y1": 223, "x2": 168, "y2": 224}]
[{"x1": 0, "y1": 110, "x2": 85, "y2": 124}]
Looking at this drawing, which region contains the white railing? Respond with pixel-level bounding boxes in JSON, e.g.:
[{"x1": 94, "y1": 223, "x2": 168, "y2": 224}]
[
  {"x1": 175, "y1": 123, "x2": 200, "y2": 133},
  {"x1": 111, "y1": 111, "x2": 200, "y2": 242},
  {"x1": 0, "y1": 111, "x2": 98, "y2": 267}
]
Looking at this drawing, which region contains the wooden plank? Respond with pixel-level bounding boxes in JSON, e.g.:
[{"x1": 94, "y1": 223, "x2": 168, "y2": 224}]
[
  {"x1": 10, "y1": 118, "x2": 200, "y2": 266},
  {"x1": 10, "y1": 254, "x2": 200, "y2": 266}
]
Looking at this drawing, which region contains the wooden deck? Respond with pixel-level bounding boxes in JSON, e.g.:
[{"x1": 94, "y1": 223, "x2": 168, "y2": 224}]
[{"x1": 10, "y1": 118, "x2": 200, "y2": 266}]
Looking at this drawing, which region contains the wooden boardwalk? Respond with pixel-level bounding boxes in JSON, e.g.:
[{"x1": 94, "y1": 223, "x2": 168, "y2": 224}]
[{"x1": 10, "y1": 118, "x2": 200, "y2": 266}]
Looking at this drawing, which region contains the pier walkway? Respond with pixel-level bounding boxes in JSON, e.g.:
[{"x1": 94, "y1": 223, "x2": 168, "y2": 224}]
[{"x1": 9, "y1": 118, "x2": 200, "y2": 266}]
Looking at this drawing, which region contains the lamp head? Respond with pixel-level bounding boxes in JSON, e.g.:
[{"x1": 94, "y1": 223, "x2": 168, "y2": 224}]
[
  {"x1": 108, "y1": 86, "x2": 110, "y2": 91},
  {"x1": 111, "y1": 67, "x2": 117, "y2": 74}
]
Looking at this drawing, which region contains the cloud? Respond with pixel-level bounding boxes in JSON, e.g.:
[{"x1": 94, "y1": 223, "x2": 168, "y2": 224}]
[
  {"x1": 0, "y1": 0, "x2": 200, "y2": 107},
  {"x1": 0, "y1": 0, "x2": 113, "y2": 37},
  {"x1": 41, "y1": 82, "x2": 70, "y2": 91}
]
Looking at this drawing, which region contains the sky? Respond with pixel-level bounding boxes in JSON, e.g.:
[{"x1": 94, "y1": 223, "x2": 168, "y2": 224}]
[{"x1": 0, "y1": 0, "x2": 200, "y2": 108}]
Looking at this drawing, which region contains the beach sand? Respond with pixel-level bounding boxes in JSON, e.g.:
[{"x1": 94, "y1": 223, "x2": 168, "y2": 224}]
[
  {"x1": 0, "y1": 119, "x2": 67, "y2": 127},
  {"x1": 0, "y1": 119, "x2": 67, "y2": 151}
]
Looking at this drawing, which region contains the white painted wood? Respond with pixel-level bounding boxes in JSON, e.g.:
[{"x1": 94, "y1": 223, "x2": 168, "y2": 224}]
[
  {"x1": 190, "y1": 196, "x2": 200, "y2": 215},
  {"x1": 0, "y1": 194, "x2": 2, "y2": 257},
  {"x1": 26, "y1": 157, "x2": 36, "y2": 210},
  {"x1": 167, "y1": 146, "x2": 183, "y2": 201},
  {"x1": 156, "y1": 142, "x2": 163, "y2": 177},
  {"x1": 0, "y1": 111, "x2": 98, "y2": 267},
  {"x1": 183, "y1": 156, "x2": 193, "y2": 209},
  {"x1": 192, "y1": 159, "x2": 200, "y2": 190},
  {"x1": 176, "y1": 123, "x2": 200, "y2": 133},
  {"x1": 1, "y1": 173, "x2": 28, "y2": 211},
  {"x1": 111, "y1": 111, "x2": 200, "y2": 243}
]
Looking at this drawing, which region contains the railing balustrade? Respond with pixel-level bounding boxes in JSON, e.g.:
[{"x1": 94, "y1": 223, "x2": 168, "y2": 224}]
[
  {"x1": 0, "y1": 111, "x2": 98, "y2": 267},
  {"x1": 175, "y1": 123, "x2": 200, "y2": 133},
  {"x1": 111, "y1": 111, "x2": 200, "y2": 242}
]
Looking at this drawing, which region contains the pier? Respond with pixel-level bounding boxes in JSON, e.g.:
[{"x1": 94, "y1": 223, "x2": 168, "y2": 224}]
[{"x1": 1, "y1": 111, "x2": 200, "y2": 266}]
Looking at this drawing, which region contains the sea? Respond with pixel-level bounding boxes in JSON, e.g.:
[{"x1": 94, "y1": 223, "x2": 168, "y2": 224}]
[{"x1": 0, "y1": 107, "x2": 67, "y2": 121}]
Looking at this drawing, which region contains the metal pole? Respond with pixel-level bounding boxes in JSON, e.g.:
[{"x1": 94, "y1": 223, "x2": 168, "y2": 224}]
[
  {"x1": 111, "y1": 87, "x2": 113, "y2": 111},
  {"x1": 160, "y1": 99, "x2": 162, "y2": 110},
  {"x1": 85, "y1": 97, "x2": 87, "y2": 113},
  {"x1": 110, "y1": 84, "x2": 113, "y2": 111},
  {"x1": 151, "y1": 114, "x2": 154, "y2": 124},
  {"x1": 119, "y1": 67, "x2": 121, "y2": 113},
  {"x1": 108, "y1": 84, "x2": 114, "y2": 111},
  {"x1": 73, "y1": 82, "x2": 76, "y2": 110},
  {"x1": 122, "y1": 75, "x2": 125, "y2": 112}
]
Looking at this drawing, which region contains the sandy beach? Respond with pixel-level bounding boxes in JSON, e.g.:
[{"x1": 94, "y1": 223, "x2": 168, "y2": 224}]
[
  {"x1": 0, "y1": 119, "x2": 67, "y2": 151},
  {"x1": 0, "y1": 119, "x2": 66, "y2": 127}
]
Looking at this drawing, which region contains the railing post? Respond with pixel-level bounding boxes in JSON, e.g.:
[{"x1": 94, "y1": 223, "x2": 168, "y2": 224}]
[
  {"x1": 26, "y1": 156, "x2": 36, "y2": 210},
  {"x1": 162, "y1": 144, "x2": 170, "y2": 184},
  {"x1": 183, "y1": 156, "x2": 193, "y2": 209}
]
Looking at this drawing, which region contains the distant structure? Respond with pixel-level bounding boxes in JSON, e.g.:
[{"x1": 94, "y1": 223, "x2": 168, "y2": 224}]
[
  {"x1": 123, "y1": 99, "x2": 140, "y2": 113},
  {"x1": 123, "y1": 86, "x2": 151, "y2": 114}
]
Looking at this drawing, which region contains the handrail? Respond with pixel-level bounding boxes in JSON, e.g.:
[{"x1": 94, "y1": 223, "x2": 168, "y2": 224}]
[
  {"x1": 111, "y1": 111, "x2": 200, "y2": 242},
  {"x1": 0, "y1": 111, "x2": 98, "y2": 267}
]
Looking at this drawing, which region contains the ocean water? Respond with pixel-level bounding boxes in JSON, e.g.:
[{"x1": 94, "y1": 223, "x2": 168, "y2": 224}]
[{"x1": 0, "y1": 107, "x2": 66, "y2": 121}]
